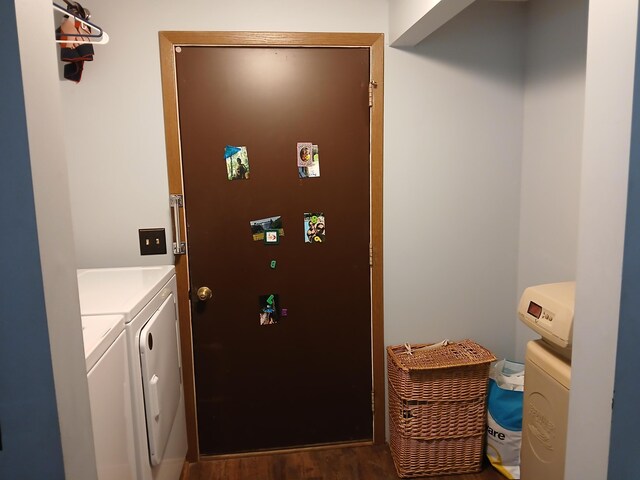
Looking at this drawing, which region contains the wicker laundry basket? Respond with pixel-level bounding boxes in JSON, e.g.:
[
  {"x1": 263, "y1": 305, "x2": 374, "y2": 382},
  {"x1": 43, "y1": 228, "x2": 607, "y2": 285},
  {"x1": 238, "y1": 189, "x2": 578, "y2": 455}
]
[{"x1": 387, "y1": 340, "x2": 496, "y2": 478}]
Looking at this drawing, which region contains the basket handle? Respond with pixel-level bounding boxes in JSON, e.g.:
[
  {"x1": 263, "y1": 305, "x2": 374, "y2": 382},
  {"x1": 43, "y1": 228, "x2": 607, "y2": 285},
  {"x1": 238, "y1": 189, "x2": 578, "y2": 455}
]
[{"x1": 404, "y1": 339, "x2": 451, "y2": 355}]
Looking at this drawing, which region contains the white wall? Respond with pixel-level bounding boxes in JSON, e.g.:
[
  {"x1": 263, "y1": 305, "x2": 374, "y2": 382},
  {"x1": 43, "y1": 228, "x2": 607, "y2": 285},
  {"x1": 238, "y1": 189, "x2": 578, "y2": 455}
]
[
  {"x1": 566, "y1": 0, "x2": 638, "y2": 478},
  {"x1": 384, "y1": 0, "x2": 524, "y2": 360},
  {"x1": 388, "y1": 0, "x2": 476, "y2": 46},
  {"x1": 515, "y1": 0, "x2": 588, "y2": 360}
]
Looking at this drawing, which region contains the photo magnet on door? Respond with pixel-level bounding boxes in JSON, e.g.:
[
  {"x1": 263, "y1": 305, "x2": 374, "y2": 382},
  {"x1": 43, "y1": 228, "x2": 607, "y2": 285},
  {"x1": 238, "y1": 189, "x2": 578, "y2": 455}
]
[
  {"x1": 259, "y1": 294, "x2": 280, "y2": 325},
  {"x1": 304, "y1": 212, "x2": 325, "y2": 243},
  {"x1": 250, "y1": 216, "x2": 284, "y2": 242},
  {"x1": 298, "y1": 144, "x2": 321, "y2": 178},
  {"x1": 297, "y1": 142, "x2": 313, "y2": 167},
  {"x1": 224, "y1": 145, "x2": 250, "y2": 180}
]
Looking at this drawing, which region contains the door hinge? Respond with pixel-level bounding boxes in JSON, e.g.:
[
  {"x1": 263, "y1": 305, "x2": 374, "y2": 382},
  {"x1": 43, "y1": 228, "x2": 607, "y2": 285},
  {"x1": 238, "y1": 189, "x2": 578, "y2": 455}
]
[
  {"x1": 169, "y1": 194, "x2": 186, "y2": 255},
  {"x1": 371, "y1": 391, "x2": 375, "y2": 413},
  {"x1": 368, "y1": 81, "x2": 377, "y2": 108},
  {"x1": 369, "y1": 244, "x2": 373, "y2": 267}
]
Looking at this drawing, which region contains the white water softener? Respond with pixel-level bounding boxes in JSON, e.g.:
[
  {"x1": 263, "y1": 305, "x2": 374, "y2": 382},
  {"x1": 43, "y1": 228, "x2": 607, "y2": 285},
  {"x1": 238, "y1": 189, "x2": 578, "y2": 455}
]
[{"x1": 517, "y1": 281, "x2": 575, "y2": 480}]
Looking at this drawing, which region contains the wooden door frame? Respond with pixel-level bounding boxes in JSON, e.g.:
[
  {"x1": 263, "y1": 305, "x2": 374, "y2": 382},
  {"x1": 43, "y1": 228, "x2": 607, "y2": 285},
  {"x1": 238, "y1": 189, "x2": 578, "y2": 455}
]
[{"x1": 158, "y1": 31, "x2": 384, "y2": 462}]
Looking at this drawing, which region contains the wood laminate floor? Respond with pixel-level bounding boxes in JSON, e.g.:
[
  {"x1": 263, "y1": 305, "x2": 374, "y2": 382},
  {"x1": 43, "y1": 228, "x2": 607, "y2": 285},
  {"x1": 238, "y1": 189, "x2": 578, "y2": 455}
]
[{"x1": 186, "y1": 444, "x2": 505, "y2": 480}]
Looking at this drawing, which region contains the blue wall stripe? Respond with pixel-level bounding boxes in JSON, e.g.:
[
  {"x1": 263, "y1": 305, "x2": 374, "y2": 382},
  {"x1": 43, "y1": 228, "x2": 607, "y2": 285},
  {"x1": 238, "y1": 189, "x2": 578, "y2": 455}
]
[
  {"x1": 608, "y1": 7, "x2": 640, "y2": 479},
  {"x1": 0, "y1": 2, "x2": 65, "y2": 479}
]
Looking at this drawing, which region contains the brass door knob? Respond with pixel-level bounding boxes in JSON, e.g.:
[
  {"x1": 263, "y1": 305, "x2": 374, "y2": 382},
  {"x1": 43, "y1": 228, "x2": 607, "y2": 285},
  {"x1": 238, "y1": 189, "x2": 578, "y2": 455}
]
[{"x1": 196, "y1": 286, "x2": 213, "y2": 302}]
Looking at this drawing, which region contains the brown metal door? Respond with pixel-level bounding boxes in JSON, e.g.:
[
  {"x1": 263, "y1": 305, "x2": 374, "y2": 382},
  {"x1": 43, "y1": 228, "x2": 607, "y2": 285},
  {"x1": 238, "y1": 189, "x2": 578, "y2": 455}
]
[{"x1": 175, "y1": 46, "x2": 372, "y2": 455}]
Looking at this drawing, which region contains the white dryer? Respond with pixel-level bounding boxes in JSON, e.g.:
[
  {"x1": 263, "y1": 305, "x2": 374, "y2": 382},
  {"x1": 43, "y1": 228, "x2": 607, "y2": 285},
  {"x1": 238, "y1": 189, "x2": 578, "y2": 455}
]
[
  {"x1": 77, "y1": 266, "x2": 188, "y2": 480},
  {"x1": 82, "y1": 314, "x2": 136, "y2": 480}
]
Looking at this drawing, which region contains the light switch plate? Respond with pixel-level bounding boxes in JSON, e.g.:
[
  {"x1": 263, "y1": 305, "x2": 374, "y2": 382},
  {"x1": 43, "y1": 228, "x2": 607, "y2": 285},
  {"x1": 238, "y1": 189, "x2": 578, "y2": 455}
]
[{"x1": 139, "y1": 228, "x2": 167, "y2": 255}]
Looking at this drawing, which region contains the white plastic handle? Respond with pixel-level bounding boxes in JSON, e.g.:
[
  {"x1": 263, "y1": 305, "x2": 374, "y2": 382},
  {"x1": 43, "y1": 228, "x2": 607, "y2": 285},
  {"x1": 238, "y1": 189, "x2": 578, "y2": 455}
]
[{"x1": 149, "y1": 374, "x2": 160, "y2": 420}]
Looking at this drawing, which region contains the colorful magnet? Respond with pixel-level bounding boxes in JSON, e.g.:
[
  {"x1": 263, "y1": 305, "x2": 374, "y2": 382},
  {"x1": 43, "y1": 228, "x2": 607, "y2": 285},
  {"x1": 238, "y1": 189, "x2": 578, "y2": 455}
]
[
  {"x1": 270, "y1": 260, "x2": 277, "y2": 269},
  {"x1": 224, "y1": 145, "x2": 250, "y2": 180},
  {"x1": 304, "y1": 212, "x2": 326, "y2": 243},
  {"x1": 259, "y1": 294, "x2": 280, "y2": 326},
  {"x1": 250, "y1": 215, "x2": 284, "y2": 241},
  {"x1": 264, "y1": 229, "x2": 280, "y2": 245},
  {"x1": 281, "y1": 308, "x2": 288, "y2": 317}
]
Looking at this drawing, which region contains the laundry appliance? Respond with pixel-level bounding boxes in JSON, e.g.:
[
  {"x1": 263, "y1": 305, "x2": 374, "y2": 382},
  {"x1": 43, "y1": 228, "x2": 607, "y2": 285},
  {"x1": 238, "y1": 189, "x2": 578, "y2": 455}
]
[
  {"x1": 77, "y1": 266, "x2": 187, "y2": 480},
  {"x1": 517, "y1": 281, "x2": 575, "y2": 480},
  {"x1": 82, "y1": 313, "x2": 136, "y2": 479}
]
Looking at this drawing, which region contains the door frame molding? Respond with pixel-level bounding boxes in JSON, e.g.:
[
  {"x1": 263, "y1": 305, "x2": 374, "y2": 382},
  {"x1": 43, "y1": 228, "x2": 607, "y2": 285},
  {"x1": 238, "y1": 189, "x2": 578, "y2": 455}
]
[{"x1": 158, "y1": 31, "x2": 384, "y2": 461}]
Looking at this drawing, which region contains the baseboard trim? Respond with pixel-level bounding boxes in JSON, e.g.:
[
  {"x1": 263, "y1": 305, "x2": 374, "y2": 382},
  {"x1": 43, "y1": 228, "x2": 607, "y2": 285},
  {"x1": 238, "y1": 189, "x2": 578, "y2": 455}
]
[
  {"x1": 198, "y1": 440, "x2": 374, "y2": 461},
  {"x1": 179, "y1": 460, "x2": 190, "y2": 480}
]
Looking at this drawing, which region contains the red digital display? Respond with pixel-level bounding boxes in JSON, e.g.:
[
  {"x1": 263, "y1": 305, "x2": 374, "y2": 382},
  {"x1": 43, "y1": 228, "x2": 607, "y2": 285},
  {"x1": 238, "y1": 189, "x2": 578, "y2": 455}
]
[{"x1": 527, "y1": 301, "x2": 542, "y2": 319}]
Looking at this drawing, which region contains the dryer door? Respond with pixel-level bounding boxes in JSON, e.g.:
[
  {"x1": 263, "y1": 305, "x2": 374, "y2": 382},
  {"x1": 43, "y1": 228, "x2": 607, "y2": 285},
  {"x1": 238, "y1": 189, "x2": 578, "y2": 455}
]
[{"x1": 139, "y1": 294, "x2": 182, "y2": 466}]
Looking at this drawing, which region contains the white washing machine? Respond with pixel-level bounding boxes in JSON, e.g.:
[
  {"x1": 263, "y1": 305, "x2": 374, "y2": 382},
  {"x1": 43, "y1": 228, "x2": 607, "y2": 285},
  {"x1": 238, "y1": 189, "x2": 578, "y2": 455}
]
[
  {"x1": 77, "y1": 266, "x2": 188, "y2": 480},
  {"x1": 518, "y1": 281, "x2": 575, "y2": 480},
  {"x1": 82, "y1": 314, "x2": 136, "y2": 480}
]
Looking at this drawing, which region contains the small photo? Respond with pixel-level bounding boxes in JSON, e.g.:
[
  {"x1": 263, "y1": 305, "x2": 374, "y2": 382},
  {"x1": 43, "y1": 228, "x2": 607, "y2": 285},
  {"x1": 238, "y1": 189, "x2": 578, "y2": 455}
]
[
  {"x1": 297, "y1": 142, "x2": 313, "y2": 167},
  {"x1": 225, "y1": 145, "x2": 250, "y2": 180},
  {"x1": 259, "y1": 294, "x2": 280, "y2": 326},
  {"x1": 250, "y1": 215, "x2": 284, "y2": 241},
  {"x1": 304, "y1": 212, "x2": 326, "y2": 243},
  {"x1": 298, "y1": 144, "x2": 321, "y2": 178},
  {"x1": 264, "y1": 229, "x2": 280, "y2": 245}
]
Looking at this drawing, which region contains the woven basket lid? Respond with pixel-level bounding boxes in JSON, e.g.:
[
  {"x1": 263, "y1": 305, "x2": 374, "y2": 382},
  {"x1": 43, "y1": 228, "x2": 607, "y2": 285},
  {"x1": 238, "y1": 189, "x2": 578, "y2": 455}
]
[{"x1": 387, "y1": 340, "x2": 496, "y2": 372}]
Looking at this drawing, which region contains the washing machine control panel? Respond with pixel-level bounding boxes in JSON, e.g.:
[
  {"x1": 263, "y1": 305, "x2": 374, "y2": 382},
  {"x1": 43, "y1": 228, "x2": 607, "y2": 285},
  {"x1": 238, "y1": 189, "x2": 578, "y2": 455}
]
[
  {"x1": 526, "y1": 301, "x2": 555, "y2": 323},
  {"x1": 518, "y1": 281, "x2": 575, "y2": 351}
]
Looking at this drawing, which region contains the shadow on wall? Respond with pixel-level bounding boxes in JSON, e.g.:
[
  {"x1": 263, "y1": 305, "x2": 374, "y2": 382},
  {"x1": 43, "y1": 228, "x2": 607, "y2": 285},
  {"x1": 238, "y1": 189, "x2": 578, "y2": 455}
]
[{"x1": 397, "y1": 0, "x2": 588, "y2": 87}]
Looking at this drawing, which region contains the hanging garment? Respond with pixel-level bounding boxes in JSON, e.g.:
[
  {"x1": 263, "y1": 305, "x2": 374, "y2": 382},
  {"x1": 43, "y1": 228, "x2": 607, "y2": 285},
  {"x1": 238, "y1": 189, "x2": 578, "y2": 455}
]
[{"x1": 56, "y1": 7, "x2": 94, "y2": 83}]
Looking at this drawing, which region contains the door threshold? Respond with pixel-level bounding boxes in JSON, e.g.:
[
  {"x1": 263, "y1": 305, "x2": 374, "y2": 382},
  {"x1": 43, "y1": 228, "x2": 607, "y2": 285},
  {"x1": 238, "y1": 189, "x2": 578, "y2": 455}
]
[{"x1": 198, "y1": 440, "x2": 374, "y2": 461}]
